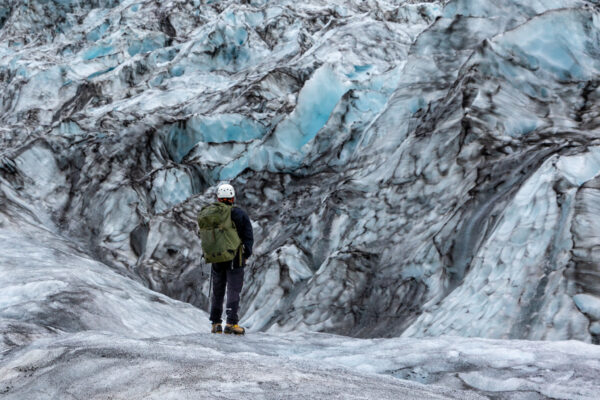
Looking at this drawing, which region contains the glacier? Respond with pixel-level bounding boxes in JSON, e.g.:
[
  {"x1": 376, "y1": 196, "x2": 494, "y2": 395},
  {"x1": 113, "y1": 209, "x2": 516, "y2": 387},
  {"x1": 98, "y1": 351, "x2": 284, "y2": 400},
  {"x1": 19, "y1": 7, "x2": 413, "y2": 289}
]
[
  {"x1": 1, "y1": 218, "x2": 599, "y2": 399},
  {"x1": 2, "y1": 0, "x2": 600, "y2": 398}
]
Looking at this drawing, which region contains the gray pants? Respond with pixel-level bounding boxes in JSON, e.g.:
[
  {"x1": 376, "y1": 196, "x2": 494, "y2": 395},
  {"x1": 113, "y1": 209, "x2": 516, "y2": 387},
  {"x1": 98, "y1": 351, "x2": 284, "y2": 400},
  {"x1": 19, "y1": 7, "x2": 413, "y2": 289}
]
[{"x1": 209, "y1": 261, "x2": 244, "y2": 325}]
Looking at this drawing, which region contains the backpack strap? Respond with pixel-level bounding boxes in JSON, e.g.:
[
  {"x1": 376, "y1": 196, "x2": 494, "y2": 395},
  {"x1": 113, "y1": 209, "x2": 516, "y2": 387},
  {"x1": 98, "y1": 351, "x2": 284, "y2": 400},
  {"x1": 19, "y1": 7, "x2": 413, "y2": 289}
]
[{"x1": 231, "y1": 206, "x2": 244, "y2": 267}]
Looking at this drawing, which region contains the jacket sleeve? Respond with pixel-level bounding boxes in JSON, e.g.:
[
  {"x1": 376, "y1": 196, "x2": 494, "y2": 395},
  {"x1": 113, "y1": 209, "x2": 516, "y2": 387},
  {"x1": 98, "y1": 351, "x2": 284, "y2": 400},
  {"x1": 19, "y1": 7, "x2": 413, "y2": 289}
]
[{"x1": 232, "y1": 207, "x2": 254, "y2": 258}]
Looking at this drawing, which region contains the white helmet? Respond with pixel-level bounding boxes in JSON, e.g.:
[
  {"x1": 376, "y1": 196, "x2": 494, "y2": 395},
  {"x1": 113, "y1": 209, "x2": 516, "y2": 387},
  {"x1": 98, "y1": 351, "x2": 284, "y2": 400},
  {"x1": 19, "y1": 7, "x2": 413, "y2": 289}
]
[{"x1": 217, "y1": 183, "x2": 235, "y2": 199}]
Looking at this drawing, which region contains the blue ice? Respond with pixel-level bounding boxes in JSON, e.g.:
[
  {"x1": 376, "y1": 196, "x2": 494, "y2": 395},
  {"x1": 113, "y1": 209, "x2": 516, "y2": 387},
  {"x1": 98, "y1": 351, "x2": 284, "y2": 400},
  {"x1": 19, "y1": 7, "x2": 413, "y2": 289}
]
[
  {"x1": 165, "y1": 125, "x2": 196, "y2": 163},
  {"x1": 56, "y1": 121, "x2": 83, "y2": 136},
  {"x1": 408, "y1": 97, "x2": 427, "y2": 114},
  {"x1": 245, "y1": 10, "x2": 266, "y2": 27},
  {"x1": 573, "y1": 294, "x2": 600, "y2": 320},
  {"x1": 181, "y1": 11, "x2": 266, "y2": 74},
  {"x1": 169, "y1": 65, "x2": 185, "y2": 77},
  {"x1": 234, "y1": 27, "x2": 248, "y2": 46},
  {"x1": 354, "y1": 91, "x2": 387, "y2": 113},
  {"x1": 87, "y1": 66, "x2": 116, "y2": 80},
  {"x1": 128, "y1": 35, "x2": 166, "y2": 57},
  {"x1": 164, "y1": 114, "x2": 266, "y2": 163},
  {"x1": 192, "y1": 115, "x2": 265, "y2": 143},
  {"x1": 492, "y1": 10, "x2": 600, "y2": 82},
  {"x1": 442, "y1": 0, "x2": 576, "y2": 19},
  {"x1": 505, "y1": 118, "x2": 539, "y2": 136},
  {"x1": 345, "y1": 65, "x2": 372, "y2": 79},
  {"x1": 219, "y1": 156, "x2": 249, "y2": 181},
  {"x1": 150, "y1": 73, "x2": 166, "y2": 87},
  {"x1": 82, "y1": 44, "x2": 114, "y2": 60},
  {"x1": 153, "y1": 169, "x2": 193, "y2": 213},
  {"x1": 216, "y1": 70, "x2": 388, "y2": 178},
  {"x1": 0, "y1": 7, "x2": 9, "y2": 26},
  {"x1": 273, "y1": 66, "x2": 350, "y2": 151},
  {"x1": 150, "y1": 48, "x2": 178, "y2": 64},
  {"x1": 557, "y1": 147, "x2": 600, "y2": 186},
  {"x1": 86, "y1": 21, "x2": 111, "y2": 42},
  {"x1": 354, "y1": 64, "x2": 372, "y2": 73},
  {"x1": 15, "y1": 65, "x2": 28, "y2": 78}
]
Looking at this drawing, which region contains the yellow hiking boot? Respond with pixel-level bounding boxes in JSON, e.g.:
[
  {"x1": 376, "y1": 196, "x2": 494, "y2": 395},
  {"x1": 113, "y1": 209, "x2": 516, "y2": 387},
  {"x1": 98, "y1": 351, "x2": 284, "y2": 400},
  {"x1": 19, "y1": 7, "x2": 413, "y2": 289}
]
[
  {"x1": 211, "y1": 323, "x2": 222, "y2": 334},
  {"x1": 224, "y1": 324, "x2": 245, "y2": 335}
]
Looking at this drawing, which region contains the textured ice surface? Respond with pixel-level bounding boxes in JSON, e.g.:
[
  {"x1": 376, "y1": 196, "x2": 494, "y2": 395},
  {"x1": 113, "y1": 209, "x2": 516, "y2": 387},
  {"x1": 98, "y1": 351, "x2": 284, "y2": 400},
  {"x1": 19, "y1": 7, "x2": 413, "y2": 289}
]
[
  {"x1": 1, "y1": 217, "x2": 599, "y2": 399},
  {"x1": 1, "y1": 0, "x2": 600, "y2": 381},
  {"x1": 3, "y1": 330, "x2": 600, "y2": 400},
  {"x1": 0, "y1": 333, "x2": 486, "y2": 400},
  {"x1": 0, "y1": 215, "x2": 207, "y2": 341}
]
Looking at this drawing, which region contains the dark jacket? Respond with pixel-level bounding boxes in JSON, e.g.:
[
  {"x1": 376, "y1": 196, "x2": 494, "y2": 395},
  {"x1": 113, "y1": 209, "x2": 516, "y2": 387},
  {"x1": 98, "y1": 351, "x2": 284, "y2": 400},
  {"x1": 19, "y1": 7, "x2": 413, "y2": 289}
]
[{"x1": 230, "y1": 206, "x2": 253, "y2": 266}]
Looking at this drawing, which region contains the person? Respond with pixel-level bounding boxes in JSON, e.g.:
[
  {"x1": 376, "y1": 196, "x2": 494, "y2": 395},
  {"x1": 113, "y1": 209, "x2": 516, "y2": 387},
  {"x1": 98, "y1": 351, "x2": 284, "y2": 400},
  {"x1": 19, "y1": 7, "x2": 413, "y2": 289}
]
[{"x1": 209, "y1": 183, "x2": 253, "y2": 335}]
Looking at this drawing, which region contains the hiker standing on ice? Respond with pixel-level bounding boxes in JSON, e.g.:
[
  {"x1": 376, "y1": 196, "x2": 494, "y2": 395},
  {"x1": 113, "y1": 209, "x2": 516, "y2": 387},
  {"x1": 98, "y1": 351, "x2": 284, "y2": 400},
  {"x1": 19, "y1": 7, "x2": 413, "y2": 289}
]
[{"x1": 197, "y1": 183, "x2": 254, "y2": 335}]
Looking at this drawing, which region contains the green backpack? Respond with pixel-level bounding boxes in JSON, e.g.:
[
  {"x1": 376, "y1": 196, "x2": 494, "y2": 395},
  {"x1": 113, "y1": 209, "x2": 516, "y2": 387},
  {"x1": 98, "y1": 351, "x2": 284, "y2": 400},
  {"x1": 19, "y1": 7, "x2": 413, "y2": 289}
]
[{"x1": 197, "y1": 202, "x2": 242, "y2": 264}]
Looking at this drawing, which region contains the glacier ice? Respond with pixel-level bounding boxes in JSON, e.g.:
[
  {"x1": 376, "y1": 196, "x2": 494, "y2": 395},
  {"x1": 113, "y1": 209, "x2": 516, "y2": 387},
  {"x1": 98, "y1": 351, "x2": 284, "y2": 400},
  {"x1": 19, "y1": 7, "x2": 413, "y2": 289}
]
[
  {"x1": 0, "y1": 218, "x2": 207, "y2": 340},
  {"x1": 2, "y1": 0, "x2": 600, "y2": 397},
  {"x1": 1, "y1": 219, "x2": 599, "y2": 399},
  {"x1": 3, "y1": 328, "x2": 600, "y2": 399},
  {"x1": 1, "y1": 0, "x2": 599, "y2": 338},
  {"x1": 573, "y1": 293, "x2": 600, "y2": 320}
]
